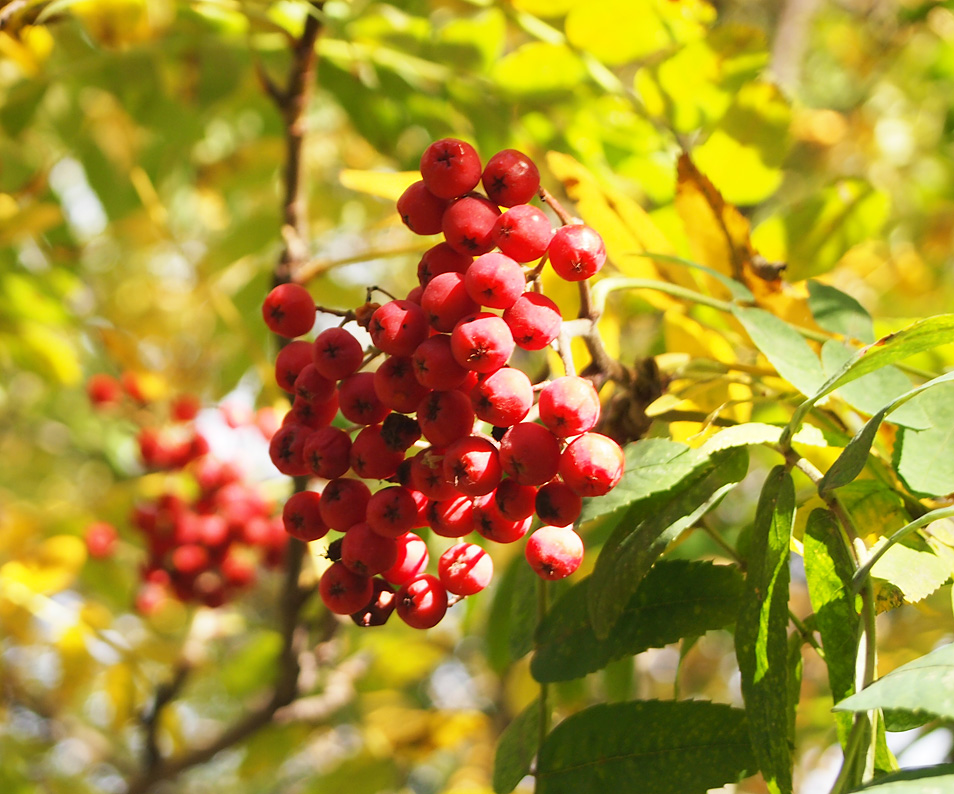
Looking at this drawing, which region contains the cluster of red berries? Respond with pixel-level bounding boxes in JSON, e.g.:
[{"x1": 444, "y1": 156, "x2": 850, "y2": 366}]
[
  {"x1": 263, "y1": 139, "x2": 625, "y2": 630},
  {"x1": 84, "y1": 374, "x2": 286, "y2": 613}
]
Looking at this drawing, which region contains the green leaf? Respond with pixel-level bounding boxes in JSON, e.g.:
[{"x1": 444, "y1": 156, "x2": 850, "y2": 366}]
[
  {"x1": 700, "y1": 422, "x2": 827, "y2": 454},
  {"x1": 807, "y1": 280, "x2": 875, "y2": 343},
  {"x1": 491, "y1": 42, "x2": 586, "y2": 97},
  {"x1": 736, "y1": 466, "x2": 796, "y2": 794},
  {"x1": 588, "y1": 447, "x2": 749, "y2": 639},
  {"x1": 493, "y1": 698, "x2": 540, "y2": 794},
  {"x1": 580, "y1": 438, "x2": 708, "y2": 523},
  {"x1": 895, "y1": 380, "x2": 954, "y2": 497},
  {"x1": 532, "y1": 560, "x2": 743, "y2": 683},
  {"x1": 487, "y1": 554, "x2": 540, "y2": 671},
  {"x1": 733, "y1": 305, "x2": 827, "y2": 396},
  {"x1": 803, "y1": 508, "x2": 859, "y2": 746},
  {"x1": 849, "y1": 764, "x2": 954, "y2": 793},
  {"x1": 870, "y1": 537, "x2": 953, "y2": 604},
  {"x1": 536, "y1": 700, "x2": 755, "y2": 794},
  {"x1": 834, "y1": 643, "x2": 954, "y2": 723}
]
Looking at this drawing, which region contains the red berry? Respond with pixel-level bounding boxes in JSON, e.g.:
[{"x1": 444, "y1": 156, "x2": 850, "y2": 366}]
[
  {"x1": 409, "y1": 446, "x2": 459, "y2": 500},
  {"x1": 473, "y1": 495, "x2": 532, "y2": 543},
  {"x1": 295, "y1": 363, "x2": 336, "y2": 404},
  {"x1": 421, "y1": 271, "x2": 480, "y2": 333},
  {"x1": 85, "y1": 521, "x2": 118, "y2": 558},
  {"x1": 87, "y1": 373, "x2": 123, "y2": 407},
  {"x1": 492, "y1": 204, "x2": 553, "y2": 263},
  {"x1": 263, "y1": 283, "x2": 316, "y2": 338},
  {"x1": 535, "y1": 480, "x2": 583, "y2": 527},
  {"x1": 427, "y1": 493, "x2": 475, "y2": 538},
  {"x1": 172, "y1": 544, "x2": 209, "y2": 577},
  {"x1": 450, "y1": 312, "x2": 515, "y2": 374},
  {"x1": 374, "y1": 355, "x2": 431, "y2": 413},
  {"x1": 338, "y1": 372, "x2": 389, "y2": 425},
  {"x1": 442, "y1": 194, "x2": 501, "y2": 255},
  {"x1": 439, "y1": 542, "x2": 494, "y2": 596},
  {"x1": 366, "y1": 486, "x2": 422, "y2": 538},
  {"x1": 350, "y1": 424, "x2": 405, "y2": 480},
  {"x1": 499, "y1": 423, "x2": 561, "y2": 486},
  {"x1": 282, "y1": 490, "x2": 329, "y2": 542},
  {"x1": 341, "y1": 522, "x2": 399, "y2": 577},
  {"x1": 538, "y1": 376, "x2": 601, "y2": 437},
  {"x1": 482, "y1": 149, "x2": 540, "y2": 207},
  {"x1": 417, "y1": 242, "x2": 473, "y2": 287},
  {"x1": 396, "y1": 573, "x2": 448, "y2": 629},
  {"x1": 503, "y1": 292, "x2": 563, "y2": 351},
  {"x1": 275, "y1": 340, "x2": 315, "y2": 393},
  {"x1": 420, "y1": 138, "x2": 482, "y2": 200},
  {"x1": 302, "y1": 426, "x2": 352, "y2": 479},
  {"x1": 318, "y1": 478, "x2": 372, "y2": 532},
  {"x1": 313, "y1": 327, "x2": 364, "y2": 381},
  {"x1": 548, "y1": 224, "x2": 607, "y2": 282},
  {"x1": 463, "y1": 252, "x2": 526, "y2": 310},
  {"x1": 383, "y1": 532, "x2": 430, "y2": 586},
  {"x1": 494, "y1": 479, "x2": 538, "y2": 521},
  {"x1": 412, "y1": 334, "x2": 468, "y2": 391},
  {"x1": 417, "y1": 390, "x2": 475, "y2": 447},
  {"x1": 525, "y1": 525, "x2": 584, "y2": 580},
  {"x1": 320, "y1": 561, "x2": 374, "y2": 615},
  {"x1": 470, "y1": 367, "x2": 533, "y2": 427},
  {"x1": 369, "y1": 300, "x2": 429, "y2": 357},
  {"x1": 559, "y1": 432, "x2": 625, "y2": 497},
  {"x1": 169, "y1": 394, "x2": 201, "y2": 423},
  {"x1": 286, "y1": 391, "x2": 339, "y2": 430},
  {"x1": 268, "y1": 422, "x2": 311, "y2": 477},
  {"x1": 380, "y1": 412, "x2": 421, "y2": 451},
  {"x1": 397, "y1": 180, "x2": 449, "y2": 235},
  {"x1": 443, "y1": 435, "x2": 502, "y2": 497}
]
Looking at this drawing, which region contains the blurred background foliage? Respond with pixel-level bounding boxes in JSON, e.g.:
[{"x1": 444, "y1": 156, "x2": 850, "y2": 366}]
[{"x1": 3, "y1": 0, "x2": 954, "y2": 792}]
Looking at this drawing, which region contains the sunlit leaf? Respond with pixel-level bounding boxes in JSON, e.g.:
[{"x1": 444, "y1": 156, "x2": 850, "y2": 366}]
[{"x1": 339, "y1": 169, "x2": 419, "y2": 201}]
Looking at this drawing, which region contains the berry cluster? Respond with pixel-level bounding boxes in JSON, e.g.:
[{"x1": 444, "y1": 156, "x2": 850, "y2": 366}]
[
  {"x1": 264, "y1": 139, "x2": 624, "y2": 630},
  {"x1": 84, "y1": 374, "x2": 286, "y2": 612}
]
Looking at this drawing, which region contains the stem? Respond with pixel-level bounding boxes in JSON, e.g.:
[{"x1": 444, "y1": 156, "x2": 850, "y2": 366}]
[{"x1": 827, "y1": 714, "x2": 870, "y2": 794}]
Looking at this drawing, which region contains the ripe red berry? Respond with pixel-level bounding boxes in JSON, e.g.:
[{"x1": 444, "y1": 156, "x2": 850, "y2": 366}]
[
  {"x1": 417, "y1": 389, "x2": 475, "y2": 447},
  {"x1": 464, "y1": 252, "x2": 526, "y2": 309},
  {"x1": 268, "y1": 422, "x2": 311, "y2": 477},
  {"x1": 503, "y1": 292, "x2": 563, "y2": 351},
  {"x1": 369, "y1": 300, "x2": 429, "y2": 357},
  {"x1": 427, "y1": 493, "x2": 475, "y2": 538},
  {"x1": 263, "y1": 283, "x2": 316, "y2": 338},
  {"x1": 287, "y1": 391, "x2": 339, "y2": 430},
  {"x1": 397, "y1": 180, "x2": 449, "y2": 235},
  {"x1": 373, "y1": 355, "x2": 431, "y2": 413},
  {"x1": 559, "y1": 432, "x2": 625, "y2": 497},
  {"x1": 380, "y1": 412, "x2": 421, "y2": 451},
  {"x1": 492, "y1": 204, "x2": 553, "y2": 263},
  {"x1": 538, "y1": 376, "x2": 601, "y2": 437},
  {"x1": 396, "y1": 573, "x2": 448, "y2": 629},
  {"x1": 318, "y1": 478, "x2": 372, "y2": 532},
  {"x1": 302, "y1": 426, "x2": 352, "y2": 479},
  {"x1": 349, "y1": 424, "x2": 405, "y2": 480},
  {"x1": 451, "y1": 313, "x2": 515, "y2": 374},
  {"x1": 421, "y1": 271, "x2": 480, "y2": 333},
  {"x1": 170, "y1": 394, "x2": 201, "y2": 423},
  {"x1": 294, "y1": 364, "x2": 336, "y2": 404},
  {"x1": 275, "y1": 340, "x2": 315, "y2": 393},
  {"x1": 417, "y1": 242, "x2": 473, "y2": 287},
  {"x1": 470, "y1": 367, "x2": 533, "y2": 427},
  {"x1": 409, "y1": 446, "x2": 459, "y2": 500},
  {"x1": 499, "y1": 423, "x2": 561, "y2": 486},
  {"x1": 313, "y1": 327, "x2": 364, "y2": 381},
  {"x1": 341, "y1": 522, "x2": 399, "y2": 577},
  {"x1": 442, "y1": 194, "x2": 501, "y2": 255},
  {"x1": 535, "y1": 480, "x2": 583, "y2": 527},
  {"x1": 525, "y1": 525, "x2": 584, "y2": 580},
  {"x1": 443, "y1": 435, "x2": 502, "y2": 497},
  {"x1": 85, "y1": 521, "x2": 118, "y2": 558},
  {"x1": 548, "y1": 224, "x2": 607, "y2": 282},
  {"x1": 172, "y1": 544, "x2": 210, "y2": 577},
  {"x1": 338, "y1": 372, "x2": 389, "y2": 426},
  {"x1": 439, "y1": 542, "x2": 494, "y2": 596},
  {"x1": 282, "y1": 490, "x2": 329, "y2": 542},
  {"x1": 87, "y1": 373, "x2": 123, "y2": 407},
  {"x1": 412, "y1": 334, "x2": 468, "y2": 391},
  {"x1": 320, "y1": 561, "x2": 374, "y2": 615},
  {"x1": 366, "y1": 486, "x2": 422, "y2": 538},
  {"x1": 383, "y1": 532, "x2": 430, "y2": 586},
  {"x1": 420, "y1": 138, "x2": 482, "y2": 200},
  {"x1": 494, "y1": 479, "x2": 538, "y2": 521},
  {"x1": 473, "y1": 495, "x2": 532, "y2": 543},
  {"x1": 481, "y1": 149, "x2": 540, "y2": 207}
]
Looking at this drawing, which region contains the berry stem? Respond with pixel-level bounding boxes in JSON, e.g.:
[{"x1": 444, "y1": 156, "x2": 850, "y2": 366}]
[{"x1": 538, "y1": 187, "x2": 575, "y2": 227}]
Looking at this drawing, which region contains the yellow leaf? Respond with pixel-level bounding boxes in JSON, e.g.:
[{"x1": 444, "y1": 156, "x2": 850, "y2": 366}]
[
  {"x1": 105, "y1": 663, "x2": 137, "y2": 731},
  {"x1": 339, "y1": 169, "x2": 419, "y2": 201}
]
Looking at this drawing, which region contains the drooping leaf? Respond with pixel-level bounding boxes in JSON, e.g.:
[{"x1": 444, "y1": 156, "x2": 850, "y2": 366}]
[
  {"x1": 736, "y1": 466, "x2": 796, "y2": 794},
  {"x1": 803, "y1": 508, "x2": 859, "y2": 746},
  {"x1": 532, "y1": 560, "x2": 742, "y2": 682},
  {"x1": 834, "y1": 643, "x2": 954, "y2": 723},
  {"x1": 588, "y1": 447, "x2": 749, "y2": 639},
  {"x1": 493, "y1": 698, "x2": 541, "y2": 794},
  {"x1": 536, "y1": 700, "x2": 755, "y2": 794},
  {"x1": 894, "y1": 380, "x2": 954, "y2": 497}
]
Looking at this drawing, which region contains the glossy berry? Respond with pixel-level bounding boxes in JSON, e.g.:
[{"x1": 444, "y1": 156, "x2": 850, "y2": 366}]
[
  {"x1": 443, "y1": 435, "x2": 502, "y2": 497},
  {"x1": 492, "y1": 204, "x2": 553, "y2": 263},
  {"x1": 269, "y1": 423, "x2": 311, "y2": 477},
  {"x1": 320, "y1": 561, "x2": 374, "y2": 615},
  {"x1": 302, "y1": 426, "x2": 352, "y2": 480},
  {"x1": 369, "y1": 300, "x2": 429, "y2": 357},
  {"x1": 525, "y1": 525, "x2": 584, "y2": 580},
  {"x1": 559, "y1": 432, "x2": 625, "y2": 497},
  {"x1": 417, "y1": 389, "x2": 475, "y2": 447},
  {"x1": 263, "y1": 283, "x2": 316, "y2": 338},
  {"x1": 287, "y1": 391, "x2": 339, "y2": 430},
  {"x1": 373, "y1": 355, "x2": 431, "y2": 413},
  {"x1": 338, "y1": 372, "x2": 390, "y2": 426},
  {"x1": 427, "y1": 494, "x2": 475, "y2": 538},
  {"x1": 535, "y1": 481, "x2": 583, "y2": 527},
  {"x1": 294, "y1": 364, "x2": 336, "y2": 404},
  {"x1": 412, "y1": 334, "x2": 468, "y2": 391},
  {"x1": 417, "y1": 242, "x2": 473, "y2": 287},
  {"x1": 349, "y1": 424, "x2": 405, "y2": 480},
  {"x1": 450, "y1": 313, "x2": 515, "y2": 374},
  {"x1": 383, "y1": 532, "x2": 430, "y2": 586},
  {"x1": 441, "y1": 194, "x2": 501, "y2": 256},
  {"x1": 397, "y1": 180, "x2": 448, "y2": 235},
  {"x1": 464, "y1": 252, "x2": 526, "y2": 309},
  {"x1": 420, "y1": 138, "x2": 482, "y2": 200},
  {"x1": 538, "y1": 376, "x2": 601, "y2": 437},
  {"x1": 396, "y1": 573, "x2": 448, "y2": 629},
  {"x1": 473, "y1": 496, "x2": 532, "y2": 543},
  {"x1": 274, "y1": 340, "x2": 315, "y2": 393},
  {"x1": 282, "y1": 490, "x2": 329, "y2": 542},
  {"x1": 499, "y1": 423, "x2": 561, "y2": 486},
  {"x1": 341, "y1": 522, "x2": 399, "y2": 577},
  {"x1": 470, "y1": 367, "x2": 534, "y2": 427},
  {"x1": 494, "y1": 479, "x2": 538, "y2": 521},
  {"x1": 548, "y1": 224, "x2": 607, "y2": 282},
  {"x1": 313, "y1": 327, "x2": 364, "y2": 381},
  {"x1": 318, "y1": 478, "x2": 372, "y2": 532},
  {"x1": 409, "y1": 446, "x2": 459, "y2": 500},
  {"x1": 366, "y1": 486, "x2": 422, "y2": 538},
  {"x1": 482, "y1": 149, "x2": 540, "y2": 207},
  {"x1": 439, "y1": 542, "x2": 494, "y2": 596},
  {"x1": 421, "y1": 272, "x2": 479, "y2": 333},
  {"x1": 503, "y1": 292, "x2": 563, "y2": 351}
]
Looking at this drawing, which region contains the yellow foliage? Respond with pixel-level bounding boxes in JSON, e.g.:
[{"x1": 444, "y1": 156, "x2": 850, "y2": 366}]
[
  {"x1": 0, "y1": 26, "x2": 53, "y2": 75},
  {"x1": 71, "y1": 0, "x2": 174, "y2": 48},
  {"x1": 339, "y1": 169, "x2": 420, "y2": 201}
]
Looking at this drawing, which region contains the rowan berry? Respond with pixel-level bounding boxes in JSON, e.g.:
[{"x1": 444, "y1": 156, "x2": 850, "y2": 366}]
[
  {"x1": 525, "y1": 525, "x2": 584, "y2": 580},
  {"x1": 409, "y1": 446, "x2": 459, "y2": 500},
  {"x1": 338, "y1": 372, "x2": 390, "y2": 426},
  {"x1": 473, "y1": 495, "x2": 532, "y2": 543},
  {"x1": 470, "y1": 367, "x2": 533, "y2": 427},
  {"x1": 535, "y1": 480, "x2": 583, "y2": 527},
  {"x1": 397, "y1": 180, "x2": 449, "y2": 235},
  {"x1": 538, "y1": 376, "x2": 601, "y2": 437},
  {"x1": 351, "y1": 578, "x2": 397, "y2": 627},
  {"x1": 450, "y1": 313, "x2": 515, "y2": 374},
  {"x1": 275, "y1": 340, "x2": 315, "y2": 393},
  {"x1": 383, "y1": 532, "x2": 430, "y2": 586},
  {"x1": 282, "y1": 490, "x2": 329, "y2": 542},
  {"x1": 268, "y1": 422, "x2": 311, "y2": 477},
  {"x1": 313, "y1": 327, "x2": 364, "y2": 381},
  {"x1": 499, "y1": 423, "x2": 561, "y2": 486},
  {"x1": 464, "y1": 252, "x2": 526, "y2": 309},
  {"x1": 420, "y1": 138, "x2": 482, "y2": 200},
  {"x1": 559, "y1": 432, "x2": 625, "y2": 497},
  {"x1": 320, "y1": 561, "x2": 374, "y2": 615},
  {"x1": 494, "y1": 478, "x2": 538, "y2": 521},
  {"x1": 503, "y1": 292, "x2": 563, "y2": 351},
  {"x1": 87, "y1": 373, "x2": 123, "y2": 407},
  {"x1": 439, "y1": 542, "x2": 494, "y2": 596},
  {"x1": 350, "y1": 424, "x2": 405, "y2": 481},
  {"x1": 492, "y1": 204, "x2": 553, "y2": 263},
  {"x1": 318, "y1": 478, "x2": 372, "y2": 532},
  {"x1": 396, "y1": 574, "x2": 448, "y2": 629},
  {"x1": 482, "y1": 149, "x2": 540, "y2": 207},
  {"x1": 341, "y1": 522, "x2": 399, "y2": 577},
  {"x1": 369, "y1": 299, "x2": 429, "y2": 357},
  {"x1": 263, "y1": 283, "x2": 316, "y2": 338},
  {"x1": 302, "y1": 426, "x2": 351, "y2": 480},
  {"x1": 427, "y1": 494, "x2": 475, "y2": 538},
  {"x1": 443, "y1": 435, "x2": 502, "y2": 497},
  {"x1": 442, "y1": 194, "x2": 501, "y2": 255},
  {"x1": 417, "y1": 242, "x2": 473, "y2": 287},
  {"x1": 417, "y1": 389, "x2": 475, "y2": 447},
  {"x1": 421, "y1": 271, "x2": 479, "y2": 333},
  {"x1": 373, "y1": 355, "x2": 431, "y2": 413},
  {"x1": 548, "y1": 224, "x2": 607, "y2": 281},
  {"x1": 412, "y1": 334, "x2": 469, "y2": 391},
  {"x1": 366, "y1": 486, "x2": 422, "y2": 538}
]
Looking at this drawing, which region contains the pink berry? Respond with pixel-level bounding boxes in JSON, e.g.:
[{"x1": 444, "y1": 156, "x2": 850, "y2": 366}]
[
  {"x1": 420, "y1": 138, "x2": 482, "y2": 200},
  {"x1": 525, "y1": 525, "x2": 584, "y2": 580},
  {"x1": 492, "y1": 204, "x2": 553, "y2": 263},
  {"x1": 417, "y1": 242, "x2": 473, "y2": 287},
  {"x1": 503, "y1": 292, "x2": 563, "y2": 351},
  {"x1": 397, "y1": 180, "x2": 449, "y2": 235},
  {"x1": 538, "y1": 376, "x2": 601, "y2": 437},
  {"x1": 548, "y1": 224, "x2": 606, "y2": 282},
  {"x1": 421, "y1": 271, "x2": 480, "y2": 333},
  {"x1": 499, "y1": 423, "x2": 561, "y2": 486},
  {"x1": 559, "y1": 432, "x2": 625, "y2": 497},
  {"x1": 481, "y1": 149, "x2": 540, "y2": 207},
  {"x1": 396, "y1": 573, "x2": 448, "y2": 629},
  {"x1": 439, "y1": 542, "x2": 494, "y2": 596},
  {"x1": 450, "y1": 313, "x2": 515, "y2": 374},
  {"x1": 442, "y1": 194, "x2": 501, "y2": 255},
  {"x1": 313, "y1": 327, "x2": 364, "y2": 381},
  {"x1": 464, "y1": 252, "x2": 526, "y2": 309},
  {"x1": 263, "y1": 283, "x2": 316, "y2": 338}
]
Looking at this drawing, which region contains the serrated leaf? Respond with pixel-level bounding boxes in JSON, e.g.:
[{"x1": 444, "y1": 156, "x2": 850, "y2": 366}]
[
  {"x1": 895, "y1": 380, "x2": 954, "y2": 497},
  {"x1": 733, "y1": 305, "x2": 826, "y2": 396},
  {"x1": 580, "y1": 438, "x2": 708, "y2": 523},
  {"x1": 588, "y1": 447, "x2": 749, "y2": 639},
  {"x1": 834, "y1": 643, "x2": 954, "y2": 722},
  {"x1": 700, "y1": 422, "x2": 826, "y2": 454},
  {"x1": 736, "y1": 466, "x2": 796, "y2": 794},
  {"x1": 850, "y1": 764, "x2": 954, "y2": 793},
  {"x1": 493, "y1": 698, "x2": 540, "y2": 794},
  {"x1": 532, "y1": 560, "x2": 742, "y2": 683},
  {"x1": 536, "y1": 700, "x2": 756, "y2": 794},
  {"x1": 870, "y1": 538, "x2": 952, "y2": 604},
  {"x1": 803, "y1": 508, "x2": 859, "y2": 746}
]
